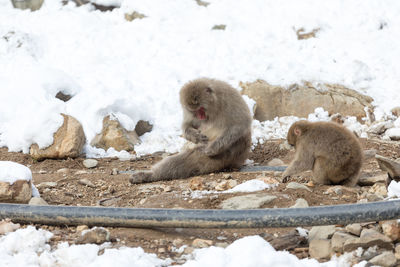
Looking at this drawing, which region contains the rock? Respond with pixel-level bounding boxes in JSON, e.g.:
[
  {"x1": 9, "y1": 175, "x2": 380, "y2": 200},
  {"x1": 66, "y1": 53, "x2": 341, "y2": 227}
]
[
  {"x1": 215, "y1": 242, "x2": 229, "y2": 248},
  {"x1": 192, "y1": 238, "x2": 213, "y2": 248},
  {"x1": 57, "y1": 168, "x2": 70, "y2": 174},
  {"x1": 124, "y1": 11, "x2": 146, "y2": 21},
  {"x1": 195, "y1": 0, "x2": 209, "y2": 7},
  {"x1": 309, "y1": 239, "x2": 331, "y2": 260},
  {"x1": 215, "y1": 180, "x2": 237, "y2": 191},
  {"x1": 212, "y1": 24, "x2": 226, "y2": 30},
  {"x1": 380, "y1": 220, "x2": 400, "y2": 242},
  {"x1": 343, "y1": 229, "x2": 394, "y2": 252},
  {"x1": 262, "y1": 230, "x2": 307, "y2": 251},
  {"x1": 395, "y1": 243, "x2": 400, "y2": 260},
  {"x1": 369, "y1": 251, "x2": 397, "y2": 267},
  {"x1": 368, "y1": 183, "x2": 388, "y2": 198},
  {"x1": 220, "y1": 194, "x2": 277, "y2": 209},
  {"x1": 385, "y1": 128, "x2": 400, "y2": 141},
  {"x1": 28, "y1": 197, "x2": 48, "y2": 205},
  {"x1": 257, "y1": 176, "x2": 280, "y2": 185},
  {"x1": 290, "y1": 198, "x2": 309, "y2": 208},
  {"x1": 78, "y1": 178, "x2": 96, "y2": 188},
  {"x1": 345, "y1": 223, "x2": 362, "y2": 236},
  {"x1": 0, "y1": 219, "x2": 20, "y2": 234},
  {"x1": 368, "y1": 121, "x2": 394, "y2": 135},
  {"x1": 296, "y1": 27, "x2": 320, "y2": 40},
  {"x1": 240, "y1": 80, "x2": 374, "y2": 122},
  {"x1": 83, "y1": 159, "x2": 98, "y2": 169},
  {"x1": 30, "y1": 114, "x2": 85, "y2": 160},
  {"x1": 163, "y1": 185, "x2": 172, "y2": 192},
  {"x1": 134, "y1": 120, "x2": 153, "y2": 136},
  {"x1": 37, "y1": 182, "x2": 58, "y2": 189},
  {"x1": 55, "y1": 91, "x2": 72, "y2": 102},
  {"x1": 364, "y1": 149, "x2": 377, "y2": 159},
  {"x1": 111, "y1": 168, "x2": 119, "y2": 175},
  {"x1": 324, "y1": 186, "x2": 343, "y2": 195},
  {"x1": 267, "y1": 158, "x2": 284, "y2": 166},
  {"x1": 0, "y1": 180, "x2": 32, "y2": 203},
  {"x1": 76, "y1": 225, "x2": 89, "y2": 232},
  {"x1": 308, "y1": 225, "x2": 336, "y2": 241},
  {"x1": 90, "y1": 115, "x2": 140, "y2": 152},
  {"x1": 76, "y1": 227, "x2": 110, "y2": 244},
  {"x1": 358, "y1": 174, "x2": 389, "y2": 186},
  {"x1": 286, "y1": 182, "x2": 312, "y2": 192},
  {"x1": 189, "y1": 176, "x2": 204, "y2": 191},
  {"x1": 11, "y1": 0, "x2": 44, "y2": 11},
  {"x1": 331, "y1": 232, "x2": 355, "y2": 253},
  {"x1": 375, "y1": 154, "x2": 400, "y2": 180},
  {"x1": 391, "y1": 107, "x2": 400, "y2": 117}
]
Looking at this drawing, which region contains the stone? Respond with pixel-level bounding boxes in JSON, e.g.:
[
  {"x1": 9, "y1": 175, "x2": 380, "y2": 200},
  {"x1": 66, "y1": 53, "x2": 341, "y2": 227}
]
[
  {"x1": 290, "y1": 198, "x2": 309, "y2": 208},
  {"x1": 391, "y1": 107, "x2": 400, "y2": 117},
  {"x1": 111, "y1": 168, "x2": 119, "y2": 175},
  {"x1": 78, "y1": 178, "x2": 96, "y2": 188},
  {"x1": 296, "y1": 27, "x2": 320, "y2": 40},
  {"x1": 195, "y1": 0, "x2": 209, "y2": 7},
  {"x1": 37, "y1": 182, "x2": 58, "y2": 189},
  {"x1": 220, "y1": 194, "x2": 277, "y2": 209},
  {"x1": 345, "y1": 223, "x2": 362, "y2": 236},
  {"x1": 395, "y1": 243, "x2": 400, "y2": 260},
  {"x1": 30, "y1": 114, "x2": 85, "y2": 160},
  {"x1": 76, "y1": 227, "x2": 110, "y2": 244},
  {"x1": 368, "y1": 121, "x2": 394, "y2": 135},
  {"x1": 212, "y1": 24, "x2": 226, "y2": 30},
  {"x1": 134, "y1": 120, "x2": 153, "y2": 136},
  {"x1": 11, "y1": 0, "x2": 44, "y2": 11},
  {"x1": 124, "y1": 11, "x2": 146, "y2": 21},
  {"x1": 331, "y1": 232, "x2": 355, "y2": 253},
  {"x1": 343, "y1": 229, "x2": 394, "y2": 252},
  {"x1": 76, "y1": 225, "x2": 89, "y2": 232},
  {"x1": 0, "y1": 180, "x2": 32, "y2": 203},
  {"x1": 189, "y1": 176, "x2": 204, "y2": 191},
  {"x1": 215, "y1": 180, "x2": 237, "y2": 191},
  {"x1": 286, "y1": 182, "x2": 312, "y2": 192},
  {"x1": 308, "y1": 225, "x2": 336, "y2": 241},
  {"x1": 368, "y1": 183, "x2": 388, "y2": 198},
  {"x1": 28, "y1": 197, "x2": 48, "y2": 205},
  {"x1": 90, "y1": 115, "x2": 140, "y2": 152},
  {"x1": 240, "y1": 80, "x2": 374, "y2": 122},
  {"x1": 369, "y1": 251, "x2": 397, "y2": 267},
  {"x1": 309, "y1": 239, "x2": 331, "y2": 260},
  {"x1": 0, "y1": 219, "x2": 20, "y2": 234},
  {"x1": 83, "y1": 159, "x2": 98, "y2": 169},
  {"x1": 192, "y1": 238, "x2": 213, "y2": 248},
  {"x1": 57, "y1": 168, "x2": 70, "y2": 174},
  {"x1": 55, "y1": 91, "x2": 72, "y2": 102},
  {"x1": 386, "y1": 128, "x2": 400, "y2": 141},
  {"x1": 375, "y1": 154, "x2": 400, "y2": 180},
  {"x1": 380, "y1": 220, "x2": 400, "y2": 241},
  {"x1": 267, "y1": 158, "x2": 284, "y2": 167},
  {"x1": 358, "y1": 174, "x2": 389, "y2": 186}
]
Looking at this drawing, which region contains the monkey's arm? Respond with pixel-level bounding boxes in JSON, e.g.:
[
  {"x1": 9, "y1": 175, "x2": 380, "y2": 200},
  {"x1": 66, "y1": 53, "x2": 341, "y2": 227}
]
[
  {"x1": 204, "y1": 126, "x2": 245, "y2": 156},
  {"x1": 282, "y1": 148, "x2": 314, "y2": 178}
]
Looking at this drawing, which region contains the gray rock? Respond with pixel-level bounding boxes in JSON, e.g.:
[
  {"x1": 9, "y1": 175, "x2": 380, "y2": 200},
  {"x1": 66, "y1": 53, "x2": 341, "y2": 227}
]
[
  {"x1": 76, "y1": 227, "x2": 110, "y2": 244},
  {"x1": 369, "y1": 251, "x2": 397, "y2": 267},
  {"x1": 290, "y1": 198, "x2": 309, "y2": 208},
  {"x1": 78, "y1": 178, "x2": 96, "y2": 188},
  {"x1": 368, "y1": 121, "x2": 394, "y2": 135},
  {"x1": 55, "y1": 91, "x2": 72, "y2": 102},
  {"x1": 37, "y1": 182, "x2": 58, "y2": 189},
  {"x1": 220, "y1": 194, "x2": 277, "y2": 209},
  {"x1": 28, "y1": 197, "x2": 48, "y2": 205},
  {"x1": 267, "y1": 158, "x2": 284, "y2": 167},
  {"x1": 343, "y1": 229, "x2": 394, "y2": 252},
  {"x1": 83, "y1": 159, "x2": 98, "y2": 169},
  {"x1": 358, "y1": 174, "x2": 389, "y2": 186},
  {"x1": 376, "y1": 154, "x2": 400, "y2": 179},
  {"x1": 331, "y1": 232, "x2": 355, "y2": 253},
  {"x1": 134, "y1": 120, "x2": 153, "y2": 136},
  {"x1": 308, "y1": 225, "x2": 336, "y2": 241},
  {"x1": 345, "y1": 223, "x2": 362, "y2": 236},
  {"x1": 286, "y1": 182, "x2": 312, "y2": 192},
  {"x1": 309, "y1": 239, "x2": 331, "y2": 260}
]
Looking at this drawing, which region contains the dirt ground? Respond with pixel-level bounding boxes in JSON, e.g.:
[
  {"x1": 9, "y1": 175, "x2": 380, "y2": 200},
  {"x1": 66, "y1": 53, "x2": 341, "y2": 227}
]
[{"x1": 1, "y1": 138, "x2": 399, "y2": 263}]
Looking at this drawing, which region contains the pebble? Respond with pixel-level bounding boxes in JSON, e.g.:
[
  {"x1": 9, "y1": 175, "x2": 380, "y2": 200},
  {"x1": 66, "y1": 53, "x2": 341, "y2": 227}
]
[
  {"x1": 343, "y1": 229, "x2": 393, "y2": 252},
  {"x1": 37, "y1": 182, "x2": 58, "y2": 189},
  {"x1": 111, "y1": 168, "x2": 119, "y2": 175},
  {"x1": 75, "y1": 170, "x2": 89, "y2": 175},
  {"x1": 78, "y1": 178, "x2": 96, "y2": 188},
  {"x1": 380, "y1": 220, "x2": 400, "y2": 242},
  {"x1": 189, "y1": 176, "x2": 204, "y2": 191},
  {"x1": 345, "y1": 223, "x2": 362, "y2": 236},
  {"x1": 286, "y1": 182, "x2": 312, "y2": 192},
  {"x1": 56, "y1": 168, "x2": 70, "y2": 174},
  {"x1": 163, "y1": 185, "x2": 172, "y2": 192},
  {"x1": 368, "y1": 183, "x2": 388, "y2": 197},
  {"x1": 192, "y1": 238, "x2": 213, "y2": 248},
  {"x1": 83, "y1": 159, "x2": 98, "y2": 169},
  {"x1": 215, "y1": 179, "x2": 237, "y2": 191},
  {"x1": 331, "y1": 232, "x2": 355, "y2": 253},
  {"x1": 309, "y1": 239, "x2": 331, "y2": 260},
  {"x1": 220, "y1": 194, "x2": 277, "y2": 209},
  {"x1": 369, "y1": 251, "x2": 397, "y2": 267},
  {"x1": 76, "y1": 225, "x2": 89, "y2": 232},
  {"x1": 290, "y1": 198, "x2": 309, "y2": 208},
  {"x1": 76, "y1": 227, "x2": 110, "y2": 244},
  {"x1": 308, "y1": 225, "x2": 336, "y2": 241},
  {"x1": 267, "y1": 158, "x2": 284, "y2": 166}
]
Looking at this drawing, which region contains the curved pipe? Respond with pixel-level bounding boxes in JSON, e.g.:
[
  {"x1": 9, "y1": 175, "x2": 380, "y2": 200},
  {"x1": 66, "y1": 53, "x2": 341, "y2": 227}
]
[{"x1": 1, "y1": 200, "x2": 400, "y2": 228}]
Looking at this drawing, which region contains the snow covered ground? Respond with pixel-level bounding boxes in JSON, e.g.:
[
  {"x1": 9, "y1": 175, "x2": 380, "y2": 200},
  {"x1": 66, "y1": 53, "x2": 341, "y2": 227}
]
[{"x1": 1, "y1": 0, "x2": 400, "y2": 266}]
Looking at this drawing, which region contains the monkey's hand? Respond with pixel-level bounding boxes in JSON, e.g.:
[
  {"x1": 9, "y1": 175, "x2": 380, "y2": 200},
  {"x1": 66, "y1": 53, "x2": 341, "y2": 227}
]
[
  {"x1": 184, "y1": 128, "x2": 208, "y2": 144},
  {"x1": 204, "y1": 142, "x2": 220, "y2": 156}
]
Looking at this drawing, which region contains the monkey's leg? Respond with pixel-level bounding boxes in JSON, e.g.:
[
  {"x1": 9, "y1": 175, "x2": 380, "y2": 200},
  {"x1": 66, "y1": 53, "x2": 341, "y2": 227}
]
[
  {"x1": 282, "y1": 152, "x2": 314, "y2": 180},
  {"x1": 205, "y1": 126, "x2": 248, "y2": 156},
  {"x1": 129, "y1": 171, "x2": 154, "y2": 184},
  {"x1": 311, "y1": 157, "x2": 331, "y2": 185}
]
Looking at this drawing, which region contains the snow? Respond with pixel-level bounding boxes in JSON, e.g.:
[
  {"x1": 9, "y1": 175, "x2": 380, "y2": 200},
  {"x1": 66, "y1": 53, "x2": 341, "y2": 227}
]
[
  {"x1": 1, "y1": 0, "x2": 400, "y2": 265},
  {"x1": 224, "y1": 179, "x2": 276, "y2": 193},
  {"x1": 388, "y1": 180, "x2": 400, "y2": 198}
]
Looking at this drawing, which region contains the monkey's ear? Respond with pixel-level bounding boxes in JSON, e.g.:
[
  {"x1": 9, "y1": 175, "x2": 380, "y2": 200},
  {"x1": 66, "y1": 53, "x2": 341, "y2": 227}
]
[
  {"x1": 205, "y1": 86, "x2": 213, "y2": 94},
  {"x1": 294, "y1": 127, "x2": 301, "y2": 136}
]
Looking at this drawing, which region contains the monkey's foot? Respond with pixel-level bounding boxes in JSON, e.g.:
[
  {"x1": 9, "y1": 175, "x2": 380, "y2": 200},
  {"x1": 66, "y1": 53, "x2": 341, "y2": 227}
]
[{"x1": 129, "y1": 171, "x2": 153, "y2": 184}]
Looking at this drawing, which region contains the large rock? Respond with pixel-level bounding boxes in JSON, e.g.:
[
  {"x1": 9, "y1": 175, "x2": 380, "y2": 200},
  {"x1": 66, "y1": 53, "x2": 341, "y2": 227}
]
[
  {"x1": 343, "y1": 229, "x2": 393, "y2": 252},
  {"x1": 219, "y1": 194, "x2": 276, "y2": 209},
  {"x1": 240, "y1": 80, "x2": 374, "y2": 122},
  {"x1": 309, "y1": 239, "x2": 331, "y2": 260},
  {"x1": 30, "y1": 114, "x2": 85, "y2": 160},
  {"x1": 90, "y1": 115, "x2": 140, "y2": 152},
  {"x1": 375, "y1": 154, "x2": 400, "y2": 180},
  {"x1": 0, "y1": 180, "x2": 32, "y2": 203},
  {"x1": 369, "y1": 251, "x2": 397, "y2": 267},
  {"x1": 308, "y1": 225, "x2": 336, "y2": 241}
]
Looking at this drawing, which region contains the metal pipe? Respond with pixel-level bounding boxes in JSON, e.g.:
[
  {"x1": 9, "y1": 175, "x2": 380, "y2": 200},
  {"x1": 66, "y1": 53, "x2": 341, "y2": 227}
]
[{"x1": 1, "y1": 200, "x2": 399, "y2": 228}]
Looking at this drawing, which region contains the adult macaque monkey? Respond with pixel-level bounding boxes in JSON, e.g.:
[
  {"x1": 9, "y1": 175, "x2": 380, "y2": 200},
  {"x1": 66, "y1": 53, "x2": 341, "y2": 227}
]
[
  {"x1": 282, "y1": 120, "x2": 362, "y2": 186},
  {"x1": 130, "y1": 78, "x2": 252, "y2": 184}
]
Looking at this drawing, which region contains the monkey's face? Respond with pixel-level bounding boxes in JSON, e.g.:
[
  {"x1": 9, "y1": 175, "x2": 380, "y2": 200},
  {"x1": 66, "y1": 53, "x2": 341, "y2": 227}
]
[
  {"x1": 180, "y1": 81, "x2": 215, "y2": 121},
  {"x1": 286, "y1": 124, "x2": 298, "y2": 147}
]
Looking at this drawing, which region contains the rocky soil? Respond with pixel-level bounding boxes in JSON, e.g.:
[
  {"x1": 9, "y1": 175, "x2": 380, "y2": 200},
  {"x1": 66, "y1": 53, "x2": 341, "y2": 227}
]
[{"x1": 1, "y1": 138, "x2": 400, "y2": 265}]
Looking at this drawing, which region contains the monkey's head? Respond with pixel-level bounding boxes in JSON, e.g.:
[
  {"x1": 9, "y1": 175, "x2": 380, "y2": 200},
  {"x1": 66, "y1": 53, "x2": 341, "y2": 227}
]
[
  {"x1": 180, "y1": 78, "x2": 217, "y2": 120},
  {"x1": 287, "y1": 120, "x2": 310, "y2": 147}
]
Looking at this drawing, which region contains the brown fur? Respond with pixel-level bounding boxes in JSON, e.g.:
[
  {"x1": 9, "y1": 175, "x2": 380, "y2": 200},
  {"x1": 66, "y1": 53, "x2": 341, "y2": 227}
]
[
  {"x1": 283, "y1": 120, "x2": 362, "y2": 186},
  {"x1": 130, "y1": 78, "x2": 252, "y2": 184}
]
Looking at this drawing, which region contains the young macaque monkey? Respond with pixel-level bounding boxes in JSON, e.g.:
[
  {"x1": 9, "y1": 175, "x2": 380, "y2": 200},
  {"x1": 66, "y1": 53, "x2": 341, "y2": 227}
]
[
  {"x1": 129, "y1": 78, "x2": 252, "y2": 184},
  {"x1": 282, "y1": 120, "x2": 362, "y2": 186}
]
